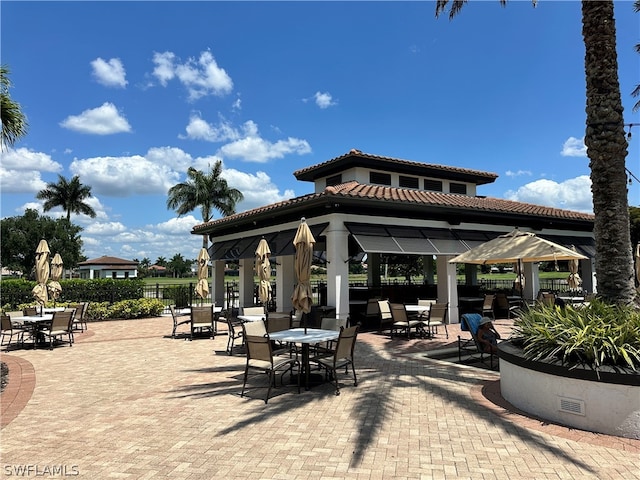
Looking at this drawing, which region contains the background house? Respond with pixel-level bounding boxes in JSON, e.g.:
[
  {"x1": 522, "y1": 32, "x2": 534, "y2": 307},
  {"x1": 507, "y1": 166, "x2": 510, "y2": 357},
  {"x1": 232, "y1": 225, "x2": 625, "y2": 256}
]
[{"x1": 78, "y1": 256, "x2": 139, "y2": 280}]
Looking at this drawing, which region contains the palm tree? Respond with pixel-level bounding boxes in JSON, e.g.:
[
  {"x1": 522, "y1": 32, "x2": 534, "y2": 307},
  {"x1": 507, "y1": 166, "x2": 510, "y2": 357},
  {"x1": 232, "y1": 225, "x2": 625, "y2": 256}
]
[
  {"x1": 1, "y1": 65, "x2": 28, "y2": 150},
  {"x1": 436, "y1": 0, "x2": 635, "y2": 305},
  {"x1": 167, "y1": 161, "x2": 244, "y2": 248},
  {"x1": 36, "y1": 174, "x2": 97, "y2": 221}
]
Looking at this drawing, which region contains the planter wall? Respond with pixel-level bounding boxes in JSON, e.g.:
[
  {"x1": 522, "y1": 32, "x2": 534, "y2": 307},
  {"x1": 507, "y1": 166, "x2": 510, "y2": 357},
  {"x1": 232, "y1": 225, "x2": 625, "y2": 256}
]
[{"x1": 498, "y1": 341, "x2": 640, "y2": 440}]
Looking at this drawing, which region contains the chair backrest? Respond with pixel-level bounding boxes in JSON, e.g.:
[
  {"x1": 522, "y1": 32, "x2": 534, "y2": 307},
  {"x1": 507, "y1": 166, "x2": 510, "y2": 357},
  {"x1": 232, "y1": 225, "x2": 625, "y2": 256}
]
[
  {"x1": 267, "y1": 316, "x2": 290, "y2": 333},
  {"x1": 243, "y1": 320, "x2": 267, "y2": 337},
  {"x1": 242, "y1": 306, "x2": 265, "y2": 316},
  {"x1": 23, "y1": 306, "x2": 38, "y2": 316},
  {"x1": 245, "y1": 335, "x2": 273, "y2": 364},
  {"x1": 320, "y1": 317, "x2": 347, "y2": 331},
  {"x1": 291, "y1": 309, "x2": 302, "y2": 328},
  {"x1": 429, "y1": 303, "x2": 448, "y2": 323},
  {"x1": 460, "y1": 313, "x2": 482, "y2": 335},
  {"x1": 334, "y1": 325, "x2": 359, "y2": 361},
  {"x1": 169, "y1": 305, "x2": 178, "y2": 320},
  {"x1": 5, "y1": 311, "x2": 23, "y2": 319},
  {"x1": 191, "y1": 306, "x2": 212, "y2": 325},
  {"x1": 417, "y1": 299, "x2": 436, "y2": 307},
  {"x1": 377, "y1": 301, "x2": 392, "y2": 321},
  {"x1": 541, "y1": 293, "x2": 556, "y2": 307},
  {"x1": 482, "y1": 295, "x2": 495, "y2": 310},
  {"x1": 365, "y1": 299, "x2": 380, "y2": 316},
  {"x1": 51, "y1": 310, "x2": 74, "y2": 331},
  {"x1": 389, "y1": 303, "x2": 408, "y2": 323},
  {"x1": 1, "y1": 314, "x2": 12, "y2": 331},
  {"x1": 495, "y1": 294, "x2": 510, "y2": 309}
]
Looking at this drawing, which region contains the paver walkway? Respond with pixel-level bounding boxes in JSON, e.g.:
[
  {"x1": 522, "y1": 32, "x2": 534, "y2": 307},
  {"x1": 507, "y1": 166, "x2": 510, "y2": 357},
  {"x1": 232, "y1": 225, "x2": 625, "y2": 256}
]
[{"x1": 1, "y1": 317, "x2": 639, "y2": 479}]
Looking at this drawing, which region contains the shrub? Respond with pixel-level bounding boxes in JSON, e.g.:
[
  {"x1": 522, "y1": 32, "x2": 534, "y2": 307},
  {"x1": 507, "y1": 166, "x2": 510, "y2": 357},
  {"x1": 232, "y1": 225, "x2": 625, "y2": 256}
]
[
  {"x1": 162, "y1": 285, "x2": 190, "y2": 308},
  {"x1": 512, "y1": 299, "x2": 640, "y2": 375}
]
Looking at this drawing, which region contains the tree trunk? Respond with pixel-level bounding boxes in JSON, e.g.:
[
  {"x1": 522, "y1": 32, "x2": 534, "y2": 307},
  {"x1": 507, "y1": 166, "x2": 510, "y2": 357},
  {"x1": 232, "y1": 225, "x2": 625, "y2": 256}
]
[{"x1": 582, "y1": 0, "x2": 635, "y2": 304}]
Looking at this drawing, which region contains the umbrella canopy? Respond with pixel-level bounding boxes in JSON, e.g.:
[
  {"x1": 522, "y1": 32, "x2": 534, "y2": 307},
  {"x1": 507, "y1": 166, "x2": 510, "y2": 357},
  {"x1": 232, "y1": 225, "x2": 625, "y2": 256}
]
[
  {"x1": 48, "y1": 253, "x2": 64, "y2": 302},
  {"x1": 32, "y1": 239, "x2": 50, "y2": 306},
  {"x1": 567, "y1": 245, "x2": 582, "y2": 290},
  {"x1": 195, "y1": 248, "x2": 210, "y2": 301},
  {"x1": 449, "y1": 229, "x2": 588, "y2": 265},
  {"x1": 291, "y1": 218, "x2": 316, "y2": 315},
  {"x1": 255, "y1": 237, "x2": 272, "y2": 305}
]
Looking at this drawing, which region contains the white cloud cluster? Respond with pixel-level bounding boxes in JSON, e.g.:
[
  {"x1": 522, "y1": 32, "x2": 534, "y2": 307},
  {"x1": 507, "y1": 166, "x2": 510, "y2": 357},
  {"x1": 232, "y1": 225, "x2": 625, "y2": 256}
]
[
  {"x1": 505, "y1": 175, "x2": 593, "y2": 213},
  {"x1": 0, "y1": 148, "x2": 62, "y2": 193},
  {"x1": 60, "y1": 102, "x2": 132, "y2": 135},
  {"x1": 91, "y1": 57, "x2": 127, "y2": 88},
  {"x1": 561, "y1": 136, "x2": 587, "y2": 157},
  {"x1": 314, "y1": 91, "x2": 337, "y2": 109},
  {"x1": 152, "y1": 50, "x2": 233, "y2": 101}
]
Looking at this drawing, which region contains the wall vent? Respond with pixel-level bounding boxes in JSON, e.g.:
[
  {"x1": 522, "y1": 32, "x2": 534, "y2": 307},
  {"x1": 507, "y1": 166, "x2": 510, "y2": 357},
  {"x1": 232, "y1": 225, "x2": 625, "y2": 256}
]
[{"x1": 558, "y1": 397, "x2": 585, "y2": 416}]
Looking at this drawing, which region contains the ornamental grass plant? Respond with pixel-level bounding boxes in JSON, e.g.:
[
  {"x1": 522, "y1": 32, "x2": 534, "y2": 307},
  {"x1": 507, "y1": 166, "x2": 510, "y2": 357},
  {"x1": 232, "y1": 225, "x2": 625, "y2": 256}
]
[{"x1": 511, "y1": 299, "x2": 640, "y2": 375}]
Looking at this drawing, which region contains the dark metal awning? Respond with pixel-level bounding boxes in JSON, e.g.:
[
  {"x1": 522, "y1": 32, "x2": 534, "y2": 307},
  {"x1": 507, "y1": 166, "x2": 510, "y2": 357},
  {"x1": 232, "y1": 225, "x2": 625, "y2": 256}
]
[{"x1": 209, "y1": 223, "x2": 328, "y2": 261}]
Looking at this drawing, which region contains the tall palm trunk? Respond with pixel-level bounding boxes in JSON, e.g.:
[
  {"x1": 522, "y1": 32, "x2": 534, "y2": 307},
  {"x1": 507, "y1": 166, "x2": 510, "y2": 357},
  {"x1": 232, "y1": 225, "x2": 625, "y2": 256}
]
[{"x1": 582, "y1": 0, "x2": 635, "y2": 304}]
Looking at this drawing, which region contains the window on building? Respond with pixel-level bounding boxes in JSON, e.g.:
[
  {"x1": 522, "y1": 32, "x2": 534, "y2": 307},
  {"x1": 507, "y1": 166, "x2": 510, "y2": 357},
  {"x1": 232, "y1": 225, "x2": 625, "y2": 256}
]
[
  {"x1": 423, "y1": 179, "x2": 443, "y2": 192},
  {"x1": 450, "y1": 182, "x2": 468, "y2": 195},
  {"x1": 112, "y1": 272, "x2": 117, "y2": 279},
  {"x1": 326, "y1": 174, "x2": 342, "y2": 187},
  {"x1": 369, "y1": 171, "x2": 391, "y2": 186},
  {"x1": 399, "y1": 175, "x2": 419, "y2": 189}
]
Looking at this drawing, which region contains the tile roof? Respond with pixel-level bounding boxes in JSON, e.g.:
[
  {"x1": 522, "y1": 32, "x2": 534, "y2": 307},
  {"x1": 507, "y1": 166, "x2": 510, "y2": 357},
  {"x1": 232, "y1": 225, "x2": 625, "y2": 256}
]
[
  {"x1": 293, "y1": 149, "x2": 499, "y2": 185},
  {"x1": 78, "y1": 256, "x2": 138, "y2": 266},
  {"x1": 192, "y1": 180, "x2": 593, "y2": 233}
]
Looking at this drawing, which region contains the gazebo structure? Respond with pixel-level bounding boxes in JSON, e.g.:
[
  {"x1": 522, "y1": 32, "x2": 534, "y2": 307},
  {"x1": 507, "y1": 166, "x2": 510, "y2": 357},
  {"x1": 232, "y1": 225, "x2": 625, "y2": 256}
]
[{"x1": 192, "y1": 149, "x2": 595, "y2": 324}]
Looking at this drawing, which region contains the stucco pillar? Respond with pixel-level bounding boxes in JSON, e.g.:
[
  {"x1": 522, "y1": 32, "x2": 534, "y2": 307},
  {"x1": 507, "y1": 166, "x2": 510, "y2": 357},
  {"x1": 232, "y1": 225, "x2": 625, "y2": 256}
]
[
  {"x1": 212, "y1": 259, "x2": 225, "y2": 308},
  {"x1": 276, "y1": 255, "x2": 295, "y2": 313},
  {"x1": 522, "y1": 262, "x2": 539, "y2": 300},
  {"x1": 325, "y1": 220, "x2": 350, "y2": 321},
  {"x1": 436, "y1": 255, "x2": 459, "y2": 324},
  {"x1": 464, "y1": 263, "x2": 477, "y2": 285},
  {"x1": 368, "y1": 253, "x2": 381, "y2": 287},
  {"x1": 581, "y1": 258, "x2": 596, "y2": 294},
  {"x1": 238, "y1": 258, "x2": 255, "y2": 308}
]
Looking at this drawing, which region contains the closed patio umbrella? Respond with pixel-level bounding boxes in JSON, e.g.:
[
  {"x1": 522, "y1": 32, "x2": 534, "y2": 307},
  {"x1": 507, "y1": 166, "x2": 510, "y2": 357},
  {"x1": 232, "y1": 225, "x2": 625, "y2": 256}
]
[
  {"x1": 195, "y1": 248, "x2": 210, "y2": 302},
  {"x1": 291, "y1": 218, "x2": 316, "y2": 332},
  {"x1": 48, "y1": 253, "x2": 64, "y2": 304},
  {"x1": 255, "y1": 237, "x2": 272, "y2": 306},
  {"x1": 567, "y1": 245, "x2": 582, "y2": 291},
  {"x1": 32, "y1": 239, "x2": 50, "y2": 308}
]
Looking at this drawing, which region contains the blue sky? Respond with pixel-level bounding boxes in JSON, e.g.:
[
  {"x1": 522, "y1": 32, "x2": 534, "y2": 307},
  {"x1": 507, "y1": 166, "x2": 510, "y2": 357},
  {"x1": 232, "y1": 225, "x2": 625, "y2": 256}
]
[{"x1": 1, "y1": 1, "x2": 638, "y2": 264}]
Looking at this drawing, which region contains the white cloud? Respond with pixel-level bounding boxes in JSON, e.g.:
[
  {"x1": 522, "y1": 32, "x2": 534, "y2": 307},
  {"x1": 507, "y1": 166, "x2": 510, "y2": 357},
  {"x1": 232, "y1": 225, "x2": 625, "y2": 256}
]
[
  {"x1": 156, "y1": 215, "x2": 200, "y2": 234},
  {"x1": 222, "y1": 168, "x2": 296, "y2": 211},
  {"x1": 181, "y1": 114, "x2": 240, "y2": 142},
  {"x1": 505, "y1": 175, "x2": 593, "y2": 213},
  {"x1": 314, "y1": 91, "x2": 337, "y2": 109},
  {"x1": 83, "y1": 221, "x2": 127, "y2": 235},
  {"x1": 219, "y1": 136, "x2": 311, "y2": 163},
  {"x1": 91, "y1": 57, "x2": 127, "y2": 88},
  {"x1": 0, "y1": 148, "x2": 62, "y2": 193},
  {"x1": 152, "y1": 50, "x2": 233, "y2": 101},
  {"x1": 561, "y1": 136, "x2": 587, "y2": 157},
  {"x1": 505, "y1": 169, "x2": 532, "y2": 177},
  {"x1": 60, "y1": 102, "x2": 132, "y2": 135}
]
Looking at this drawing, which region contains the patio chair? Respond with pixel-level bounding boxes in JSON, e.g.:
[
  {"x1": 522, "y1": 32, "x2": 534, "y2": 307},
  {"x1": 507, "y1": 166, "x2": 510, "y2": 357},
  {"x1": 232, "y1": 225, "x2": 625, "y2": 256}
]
[
  {"x1": 314, "y1": 325, "x2": 359, "y2": 396},
  {"x1": 241, "y1": 334, "x2": 301, "y2": 404},
  {"x1": 458, "y1": 313, "x2": 496, "y2": 369},
  {"x1": 242, "y1": 319, "x2": 267, "y2": 337},
  {"x1": 23, "y1": 306, "x2": 39, "y2": 316},
  {"x1": 314, "y1": 317, "x2": 348, "y2": 354},
  {"x1": 495, "y1": 293, "x2": 519, "y2": 319},
  {"x1": 226, "y1": 316, "x2": 245, "y2": 355},
  {"x1": 190, "y1": 305, "x2": 214, "y2": 341},
  {"x1": 481, "y1": 294, "x2": 495, "y2": 319},
  {"x1": 364, "y1": 298, "x2": 381, "y2": 330},
  {"x1": 1, "y1": 313, "x2": 28, "y2": 348},
  {"x1": 72, "y1": 302, "x2": 89, "y2": 332},
  {"x1": 41, "y1": 310, "x2": 75, "y2": 350},
  {"x1": 389, "y1": 303, "x2": 423, "y2": 339},
  {"x1": 242, "y1": 306, "x2": 266, "y2": 317},
  {"x1": 425, "y1": 303, "x2": 449, "y2": 339},
  {"x1": 377, "y1": 300, "x2": 393, "y2": 335},
  {"x1": 169, "y1": 305, "x2": 191, "y2": 339},
  {"x1": 290, "y1": 309, "x2": 302, "y2": 328}
]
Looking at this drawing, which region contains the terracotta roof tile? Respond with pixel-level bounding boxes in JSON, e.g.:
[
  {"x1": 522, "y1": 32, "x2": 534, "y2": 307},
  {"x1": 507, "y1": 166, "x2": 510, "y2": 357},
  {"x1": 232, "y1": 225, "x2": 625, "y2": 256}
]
[{"x1": 192, "y1": 181, "x2": 593, "y2": 233}]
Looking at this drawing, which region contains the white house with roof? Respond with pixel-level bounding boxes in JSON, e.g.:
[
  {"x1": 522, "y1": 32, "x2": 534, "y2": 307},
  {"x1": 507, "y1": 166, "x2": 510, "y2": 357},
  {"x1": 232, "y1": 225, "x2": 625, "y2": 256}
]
[{"x1": 77, "y1": 256, "x2": 139, "y2": 280}]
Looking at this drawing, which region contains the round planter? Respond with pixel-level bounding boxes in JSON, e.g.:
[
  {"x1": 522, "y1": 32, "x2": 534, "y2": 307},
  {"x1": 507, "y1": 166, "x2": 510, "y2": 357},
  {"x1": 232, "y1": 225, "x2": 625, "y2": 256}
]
[{"x1": 498, "y1": 341, "x2": 640, "y2": 440}]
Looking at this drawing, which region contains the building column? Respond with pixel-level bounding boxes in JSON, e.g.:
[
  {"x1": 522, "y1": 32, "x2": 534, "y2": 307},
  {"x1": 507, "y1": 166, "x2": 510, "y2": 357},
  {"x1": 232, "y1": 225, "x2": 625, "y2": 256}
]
[
  {"x1": 436, "y1": 255, "x2": 459, "y2": 324},
  {"x1": 464, "y1": 263, "x2": 477, "y2": 285},
  {"x1": 276, "y1": 255, "x2": 295, "y2": 313},
  {"x1": 325, "y1": 219, "x2": 350, "y2": 321},
  {"x1": 212, "y1": 259, "x2": 225, "y2": 308},
  {"x1": 238, "y1": 258, "x2": 254, "y2": 308},
  {"x1": 522, "y1": 262, "x2": 539, "y2": 300},
  {"x1": 581, "y1": 258, "x2": 596, "y2": 294},
  {"x1": 368, "y1": 253, "x2": 381, "y2": 287}
]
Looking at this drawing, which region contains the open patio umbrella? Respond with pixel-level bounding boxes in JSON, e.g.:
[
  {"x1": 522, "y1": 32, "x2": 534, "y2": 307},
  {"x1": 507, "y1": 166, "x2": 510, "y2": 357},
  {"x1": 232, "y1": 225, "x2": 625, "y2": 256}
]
[
  {"x1": 291, "y1": 218, "x2": 316, "y2": 332},
  {"x1": 194, "y1": 248, "x2": 210, "y2": 302},
  {"x1": 32, "y1": 239, "x2": 50, "y2": 308},
  {"x1": 255, "y1": 237, "x2": 272, "y2": 306},
  {"x1": 48, "y1": 253, "x2": 64, "y2": 305},
  {"x1": 567, "y1": 245, "x2": 582, "y2": 291}
]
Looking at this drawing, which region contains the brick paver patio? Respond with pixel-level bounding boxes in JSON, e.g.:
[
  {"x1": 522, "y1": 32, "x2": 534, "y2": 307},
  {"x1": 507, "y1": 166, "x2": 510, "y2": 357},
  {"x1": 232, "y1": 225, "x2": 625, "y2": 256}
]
[{"x1": 1, "y1": 316, "x2": 639, "y2": 479}]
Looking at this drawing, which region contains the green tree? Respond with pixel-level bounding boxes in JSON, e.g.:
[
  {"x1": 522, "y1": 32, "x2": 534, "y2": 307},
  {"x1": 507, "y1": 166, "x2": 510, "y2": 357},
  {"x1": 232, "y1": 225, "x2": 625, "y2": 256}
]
[
  {"x1": 36, "y1": 174, "x2": 97, "y2": 221},
  {"x1": 166, "y1": 161, "x2": 244, "y2": 249},
  {"x1": 436, "y1": 0, "x2": 636, "y2": 304},
  {"x1": 167, "y1": 253, "x2": 191, "y2": 278},
  {"x1": 155, "y1": 257, "x2": 167, "y2": 267},
  {"x1": 0, "y1": 65, "x2": 28, "y2": 149},
  {"x1": 0, "y1": 209, "x2": 84, "y2": 278}
]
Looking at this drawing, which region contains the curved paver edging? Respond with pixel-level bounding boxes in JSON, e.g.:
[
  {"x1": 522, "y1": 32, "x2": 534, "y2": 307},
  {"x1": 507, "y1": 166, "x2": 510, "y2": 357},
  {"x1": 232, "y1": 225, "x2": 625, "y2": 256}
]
[{"x1": 0, "y1": 354, "x2": 35, "y2": 428}]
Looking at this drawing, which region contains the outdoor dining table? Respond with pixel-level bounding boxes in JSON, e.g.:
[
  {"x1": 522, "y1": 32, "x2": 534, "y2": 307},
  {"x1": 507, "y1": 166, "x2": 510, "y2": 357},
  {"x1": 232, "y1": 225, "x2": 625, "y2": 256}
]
[
  {"x1": 12, "y1": 314, "x2": 54, "y2": 348},
  {"x1": 269, "y1": 327, "x2": 340, "y2": 390}
]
